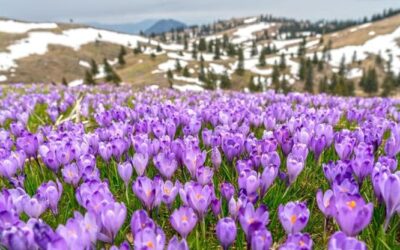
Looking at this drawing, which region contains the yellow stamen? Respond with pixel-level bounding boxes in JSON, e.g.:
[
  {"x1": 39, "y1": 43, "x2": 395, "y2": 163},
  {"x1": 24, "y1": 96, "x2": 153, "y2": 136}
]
[
  {"x1": 347, "y1": 200, "x2": 356, "y2": 209},
  {"x1": 146, "y1": 241, "x2": 154, "y2": 248},
  {"x1": 181, "y1": 215, "x2": 188, "y2": 222},
  {"x1": 290, "y1": 215, "x2": 297, "y2": 224}
]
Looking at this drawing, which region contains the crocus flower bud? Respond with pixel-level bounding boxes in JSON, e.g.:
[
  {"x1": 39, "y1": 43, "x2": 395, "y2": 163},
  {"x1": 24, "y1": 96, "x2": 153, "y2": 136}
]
[{"x1": 216, "y1": 217, "x2": 237, "y2": 250}]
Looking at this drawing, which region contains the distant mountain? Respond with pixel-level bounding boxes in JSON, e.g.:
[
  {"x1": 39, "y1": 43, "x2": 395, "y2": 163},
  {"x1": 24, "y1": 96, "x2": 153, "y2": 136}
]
[
  {"x1": 88, "y1": 19, "x2": 158, "y2": 34},
  {"x1": 144, "y1": 19, "x2": 187, "y2": 35}
]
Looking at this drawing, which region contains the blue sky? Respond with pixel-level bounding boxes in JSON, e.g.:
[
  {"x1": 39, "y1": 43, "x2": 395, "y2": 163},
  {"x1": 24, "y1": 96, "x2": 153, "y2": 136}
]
[{"x1": 1, "y1": 0, "x2": 400, "y2": 24}]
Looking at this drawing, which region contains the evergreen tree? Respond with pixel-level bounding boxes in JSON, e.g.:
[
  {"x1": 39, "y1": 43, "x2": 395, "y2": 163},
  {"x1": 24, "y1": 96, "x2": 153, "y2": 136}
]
[
  {"x1": 156, "y1": 44, "x2": 162, "y2": 52},
  {"x1": 281, "y1": 75, "x2": 290, "y2": 94},
  {"x1": 222, "y1": 34, "x2": 229, "y2": 49},
  {"x1": 182, "y1": 66, "x2": 191, "y2": 77},
  {"x1": 150, "y1": 53, "x2": 156, "y2": 60},
  {"x1": 304, "y1": 59, "x2": 314, "y2": 93},
  {"x1": 214, "y1": 39, "x2": 221, "y2": 60},
  {"x1": 298, "y1": 58, "x2": 306, "y2": 80},
  {"x1": 118, "y1": 47, "x2": 126, "y2": 66},
  {"x1": 338, "y1": 54, "x2": 346, "y2": 76},
  {"x1": 198, "y1": 38, "x2": 207, "y2": 52},
  {"x1": 352, "y1": 51, "x2": 357, "y2": 63},
  {"x1": 375, "y1": 52, "x2": 382, "y2": 66},
  {"x1": 227, "y1": 43, "x2": 237, "y2": 57},
  {"x1": 208, "y1": 40, "x2": 214, "y2": 53},
  {"x1": 220, "y1": 72, "x2": 232, "y2": 89},
  {"x1": 90, "y1": 59, "x2": 99, "y2": 75},
  {"x1": 192, "y1": 42, "x2": 198, "y2": 59},
  {"x1": 248, "y1": 75, "x2": 261, "y2": 92},
  {"x1": 236, "y1": 47, "x2": 245, "y2": 75},
  {"x1": 167, "y1": 69, "x2": 174, "y2": 89},
  {"x1": 84, "y1": 70, "x2": 95, "y2": 85},
  {"x1": 103, "y1": 58, "x2": 121, "y2": 84},
  {"x1": 251, "y1": 41, "x2": 258, "y2": 57},
  {"x1": 279, "y1": 53, "x2": 286, "y2": 70},
  {"x1": 258, "y1": 49, "x2": 266, "y2": 67},
  {"x1": 318, "y1": 76, "x2": 328, "y2": 93},
  {"x1": 381, "y1": 72, "x2": 395, "y2": 97},
  {"x1": 312, "y1": 52, "x2": 319, "y2": 65},
  {"x1": 271, "y1": 64, "x2": 280, "y2": 92},
  {"x1": 183, "y1": 35, "x2": 189, "y2": 50},
  {"x1": 133, "y1": 42, "x2": 142, "y2": 54},
  {"x1": 199, "y1": 57, "x2": 206, "y2": 82},
  {"x1": 175, "y1": 59, "x2": 182, "y2": 72},
  {"x1": 317, "y1": 60, "x2": 324, "y2": 72},
  {"x1": 360, "y1": 68, "x2": 378, "y2": 95}
]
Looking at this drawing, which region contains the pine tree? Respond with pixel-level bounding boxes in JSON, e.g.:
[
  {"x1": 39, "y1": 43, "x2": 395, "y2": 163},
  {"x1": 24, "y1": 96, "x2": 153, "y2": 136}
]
[
  {"x1": 156, "y1": 44, "x2": 162, "y2": 52},
  {"x1": 167, "y1": 69, "x2": 174, "y2": 88},
  {"x1": 90, "y1": 59, "x2": 99, "y2": 75},
  {"x1": 184, "y1": 35, "x2": 189, "y2": 50},
  {"x1": 375, "y1": 52, "x2": 382, "y2": 66},
  {"x1": 199, "y1": 57, "x2": 206, "y2": 82},
  {"x1": 222, "y1": 34, "x2": 229, "y2": 49},
  {"x1": 381, "y1": 72, "x2": 395, "y2": 97},
  {"x1": 248, "y1": 75, "x2": 261, "y2": 92},
  {"x1": 214, "y1": 39, "x2": 221, "y2": 60},
  {"x1": 361, "y1": 68, "x2": 378, "y2": 95},
  {"x1": 133, "y1": 42, "x2": 142, "y2": 54},
  {"x1": 103, "y1": 58, "x2": 113, "y2": 81},
  {"x1": 279, "y1": 53, "x2": 286, "y2": 70},
  {"x1": 118, "y1": 47, "x2": 126, "y2": 66},
  {"x1": 304, "y1": 59, "x2": 314, "y2": 93},
  {"x1": 318, "y1": 76, "x2": 328, "y2": 93},
  {"x1": 175, "y1": 59, "x2": 182, "y2": 72},
  {"x1": 317, "y1": 60, "x2": 324, "y2": 72},
  {"x1": 220, "y1": 72, "x2": 232, "y2": 89},
  {"x1": 258, "y1": 49, "x2": 266, "y2": 67},
  {"x1": 208, "y1": 40, "x2": 214, "y2": 53},
  {"x1": 251, "y1": 41, "x2": 258, "y2": 57},
  {"x1": 192, "y1": 42, "x2": 198, "y2": 59},
  {"x1": 338, "y1": 54, "x2": 346, "y2": 76},
  {"x1": 272, "y1": 65, "x2": 280, "y2": 92},
  {"x1": 312, "y1": 52, "x2": 319, "y2": 65},
  {"x1": 198, "y1": 38, "x2": 207, "y2": 52},
  {"x1": 281, "y1": 75, "x2": 290, "y2": 94},
  {"x1": 352, "y1": 51, "x2": 357, "y2": 63},
  {"x1": 298, "y1": 58, "x2": 306, "y2": 80},
  {"x1": 236, "y1": 47, "x2": 245, "y2": 75},
  {"x1": 182, "y1": 66, "x2": 191, "y2": 77},
  {"x1": 84, "y1": 70, "x2": 95, "y2": 85},
  {"x1": 227, "y1": 43, "x2": 237, "y2": 57}
]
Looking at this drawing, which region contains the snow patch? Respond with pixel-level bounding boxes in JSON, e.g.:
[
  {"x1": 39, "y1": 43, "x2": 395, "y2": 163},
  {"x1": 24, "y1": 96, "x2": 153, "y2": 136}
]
[
  {"x1": 0, "y1": 20, "x2": 58, "y2": 34},
  {"x1": 0, "y1": 75, "x2": 7, "y2": 82},
  {"x1": 173, "y1": 84, "x2": 204, "y2": 92},
  {"x1": 232, "y1": 22, "x2": 273, "y2": 44},
  {"x1": 244, "y1": 17, "x2": 257, "y2": 24}
]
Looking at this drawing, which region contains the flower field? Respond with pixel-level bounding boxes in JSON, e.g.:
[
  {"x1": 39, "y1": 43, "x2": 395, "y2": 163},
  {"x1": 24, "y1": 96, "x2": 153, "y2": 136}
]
[{"x1": 0, "y1": 84, "x2": 400, "y2": 249}]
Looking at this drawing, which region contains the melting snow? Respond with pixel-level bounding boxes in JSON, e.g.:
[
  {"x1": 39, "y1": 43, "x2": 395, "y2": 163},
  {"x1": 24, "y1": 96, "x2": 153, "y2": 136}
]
[
  {"x1": 244, "y1": 17, "x2": 257, "y2": 24},
  {"x1": 158, "y1": 60, "x2": 188, "y2": 72},
  {"x1": 0, "y1": 75, "x2": 7, "y2": 82},
  {"x1": 0, "y1": 20, "x2": 58, "y2": 33},
  {"x1": 346, "y1": 68, "x2": 363, "y2": 79},
  {"x1": 232, "y1": 22, "x2": 273, "y2": 44},
  {"x1": 173, "y1": 84, "x2": 204, "y2": 92}
]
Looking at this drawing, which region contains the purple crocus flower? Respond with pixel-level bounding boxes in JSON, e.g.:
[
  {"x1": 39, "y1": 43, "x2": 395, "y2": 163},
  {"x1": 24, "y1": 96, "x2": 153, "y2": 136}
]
[
  {"x1": 167, "y1": 235, "x2": 189, "y2": 250},
  {"x1": 279, "y1": 232, "x2": 313, "y2": 250},
  {"x1": 134, "y1": 226, "x2": 165, "y2": 250},
  {"x1": 23, "y1": 194, "x2": 47, "y2": 218},
  {"x1": 130, "y1": 210, "x2": 154, "y2": 235},
  {"x1": 182, "y1": 146, "x2": 206, "y2": 178},
  {"x1": 334, "y1": 193, "x2": 373, "y2": 236},
  {"x1": 211, "y1": 198, "x2": 221, "y2": 217},
  {"x1": 196, "y1": 166, "x2": 214, "y2": 185},
  {"x1": 211, "y1": 147, "x2": 222, "y2": 170},
  {"x1": 373, "y1": 170, "x2": 400, "y2": 230},
  {"x1": 61, "y1": 163, "x2": 81, "y2": 187},
  {"x1": 238, "y1": 203, "x2": 269, "y2": 239},
  {"x1": 154, "y1": 151, "x2": 178, "y2": 179},
  {"x1": 251, "y1": 228, "x2": 273, "y2": 250},
  {"x1": 278, "y1": 201, "x2": 310, "y2": 235},
  {"x1": 37, "y1": 179, "x2": 63, "y2": 215},
  {"x1": 161, "y1": 180, "x2": 180, "y2": 208},
  {"x1": 220, "y1": 182, "x2": 235, "y2": 202},
  {"x1": 132, "y1": 152, "x2": 149, "y2": 176},
  {"x1": 260, "y1": 165, "x2": 278, "y2": 197},
  {"x1": 328, "y1": 231, "x2": 367, "y2": 250},
  {"x1": 170, "y1": 206, "x2": 198, "y2": 238},
  {"x1": 132, "y1": 176, "x2": 156, "y2": 211},
  {"x1": 100, "y1": 202, "x2": 127, "y2": 242},
  {"x1": 216, "y1": 217, "x2": 237, "y2": 250},
  {"x1": 117, "y1": 161, "x2": 133, "y2": 186},
  {"x1": 286, "y1": 154, "x2": 305, "y2": 185},
  {"x1": 186, "y1": 183, "x2": 212, "y2": 219},
  {"x1": 316, "y1": 189, "x2": 336, "y2": 218}
]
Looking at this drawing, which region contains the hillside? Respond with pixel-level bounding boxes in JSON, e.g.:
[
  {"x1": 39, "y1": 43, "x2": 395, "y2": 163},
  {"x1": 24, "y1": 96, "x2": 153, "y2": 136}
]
[
  {"x1": 0, "y1": 11, "x2": 400, "y2": 96},
  {"x1": 145, "y1": 19, "x2": 187, "y2": 35}
]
